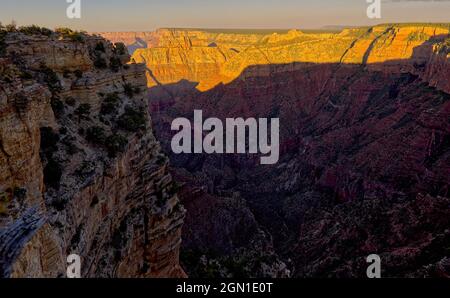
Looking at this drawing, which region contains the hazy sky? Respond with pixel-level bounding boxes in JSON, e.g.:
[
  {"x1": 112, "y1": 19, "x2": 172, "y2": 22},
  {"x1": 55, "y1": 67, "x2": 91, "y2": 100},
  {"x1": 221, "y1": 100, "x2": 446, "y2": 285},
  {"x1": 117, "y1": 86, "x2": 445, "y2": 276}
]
[{"x1": 0, "y1": 0, "x2": 449, "y2": 32}]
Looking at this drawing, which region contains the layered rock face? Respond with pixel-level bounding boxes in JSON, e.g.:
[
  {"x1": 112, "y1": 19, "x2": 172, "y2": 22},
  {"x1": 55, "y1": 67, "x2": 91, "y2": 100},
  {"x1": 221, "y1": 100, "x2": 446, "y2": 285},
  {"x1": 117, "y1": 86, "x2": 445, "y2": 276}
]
[
  {"x1": 0, "y1": 29, "x2": 185, "y2": 277},
  {"x1": 132, "y1": 25, "x2": 450, "y2": 91},
  {"x1": 143, "y1": 24, "x2": 450, "y2": 277}
]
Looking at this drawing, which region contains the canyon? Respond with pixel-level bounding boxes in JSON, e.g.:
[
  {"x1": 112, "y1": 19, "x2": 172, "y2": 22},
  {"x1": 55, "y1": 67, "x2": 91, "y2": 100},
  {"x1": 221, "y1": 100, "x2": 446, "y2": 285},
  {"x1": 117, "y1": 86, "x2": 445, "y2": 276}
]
[
  {"x1": 1, "y1": 23, "x2": 450, "y2": 278},
  {"x1": 133, "y1": 25, "x2": 450, "y2": 277}
]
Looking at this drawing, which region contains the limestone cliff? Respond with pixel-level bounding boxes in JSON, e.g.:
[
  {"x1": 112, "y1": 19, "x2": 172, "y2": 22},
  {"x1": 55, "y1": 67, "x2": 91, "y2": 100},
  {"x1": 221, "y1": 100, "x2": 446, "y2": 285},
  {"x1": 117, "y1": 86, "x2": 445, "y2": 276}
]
[{"x1": 0, "y1": 28, "x2": 185, "y2": 277}]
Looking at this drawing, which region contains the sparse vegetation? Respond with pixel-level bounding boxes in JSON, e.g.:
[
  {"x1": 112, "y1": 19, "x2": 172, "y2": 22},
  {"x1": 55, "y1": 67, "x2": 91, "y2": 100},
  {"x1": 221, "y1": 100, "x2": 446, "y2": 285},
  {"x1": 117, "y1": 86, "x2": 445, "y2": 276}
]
[
  {"x1": 62, "y1": 137, "x2": 79, "y2": 155},
  {"x1": 0, "y1": 30, "x2": 7, "y2": 57},
  {"x1": 55, "y1": 27, "x2": 85, "y2": 42},
  {"x1": 123, "y1": 83, "x2": 134, "y2": 98},
  {"x1": 123, "y1": 83, "x2": 142, "y2": 98},
  {"x1": 95, "y1": 42, "x2": 106, "y2": 53},
  {"x1": 5, "y1": 21, "x2": 17, "y2": 32},
  {"x1": 51, "y1": 97, "x2": 65, "y2": 117},
  {"x1": 40, "y1": 127, "x2": 60, "y2": 155},
  {"x1": 114, "y1": 42, "x2": 127, "y2": 55},
  {"x1": 105, "y1": 134, "x2": 128, "y2": 157},
  {"x1": 13, "y1": 92, "x2": 29, "y2": 114},
  {"x1": 13, "y1": 187, "x2": 27, "y2": 200},
  {"x1": 65, "y1": 97, "x2": 76, "y2": 107},
  {"x1": 50, "y1": 197, "x2": 67, "y2": 211},
  {"x1": 0, "y1": 191, "x2": 11, "y2": 215},
  {"x1": 100, "y1": 92, "x2": 120, "y2": 115},
  {"x1": 18, "y1": 25, "x2": 53, "y2": 36},
  {"x1": 44, "y1": 158, "x2": 63, "y2": 189},
  {"x1": 85, "y1": 125, "x2": 128, "y2": 158},
  {"x1": 407, "y1": 31, "x2": 429, "y2": 42},
  {"x1": 19, "y1": 71, "x2": 33, "y2": 80},
  {"x1": 74, "y1": 69, "x2": 83, "y2": 79},
  {"x1": 75, "y1": 162, "x2": 95, "y2": 183},
  {"x1": 75, "y1": 103, "x2": 91, "y2": 120},
  {"x1": 41, "y1": 67, "x2": 61, "y2": 91},
  {"x1": 86, "y1": 126, "x2": 107, "y2": 145},
  {"x1": 110, "y1": 56, "x2": 122, "y2": 72},
  {"x1": 94, "y1": 55, "x2": 108, "y2": 69},
  {"x1": 118, "y1": 106, "x2": 146, "y2": 131},
  {"x1": 63, "y1": 69, "x2": 71, "y2": 78},
  {"x1": 168, "y1": 181, "x2": 183, "y2": 196}
]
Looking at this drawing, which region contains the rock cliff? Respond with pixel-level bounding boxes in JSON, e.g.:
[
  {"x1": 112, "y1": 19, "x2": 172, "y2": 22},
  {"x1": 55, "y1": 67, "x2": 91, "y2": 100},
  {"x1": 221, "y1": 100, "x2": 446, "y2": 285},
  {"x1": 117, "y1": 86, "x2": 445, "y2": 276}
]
[{"x1": 0, "y1": 28, "x2": 185, "y2": 277}]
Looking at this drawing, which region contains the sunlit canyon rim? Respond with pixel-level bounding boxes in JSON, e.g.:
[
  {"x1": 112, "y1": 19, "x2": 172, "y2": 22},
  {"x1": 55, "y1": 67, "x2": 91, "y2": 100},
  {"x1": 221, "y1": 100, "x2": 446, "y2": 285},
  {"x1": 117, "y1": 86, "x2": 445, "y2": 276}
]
[{"x1": 0, "y1": 23, "x2": 450, "y2": 277}]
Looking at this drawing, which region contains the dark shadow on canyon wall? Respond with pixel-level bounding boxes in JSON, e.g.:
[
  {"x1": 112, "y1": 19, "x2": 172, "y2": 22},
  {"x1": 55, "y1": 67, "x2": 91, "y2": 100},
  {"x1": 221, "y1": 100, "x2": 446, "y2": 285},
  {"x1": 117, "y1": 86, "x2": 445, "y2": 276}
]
[{"x1": 148, "y1": 36, "x2": 450, "y2": 278}]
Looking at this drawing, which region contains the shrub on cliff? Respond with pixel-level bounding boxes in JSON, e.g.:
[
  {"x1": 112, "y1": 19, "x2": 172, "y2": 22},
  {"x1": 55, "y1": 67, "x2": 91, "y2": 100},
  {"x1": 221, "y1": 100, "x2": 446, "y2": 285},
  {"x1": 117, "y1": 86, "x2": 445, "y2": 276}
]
[
  {"x1": 75, "y1": 103, "x2": 91, "y2": 120},
  {"x1": 55, "y1": 27, "x2": 85, "y2": 42},
  {"x1": 19, "y1": 71, "x2": 33, "y2": 80},
  {"x1": 86, "y1": 126, "x2": 107, "y2": 145},
  {"x1": 123, "y1": 83, "x2": 141, "y2": 98},
  {"x1": 0, "y1": 30, "x2": 7, "y2": 57},
  {"x1": 110, "y1": 56, "x2": 122, "y2": 72},
  {"x1": 123, "y1": 83, "x2": 134, "y2": 98},
  {"x1": 13, "y1": 92, "x2": 29, "y2": 114},
  {"x1": 4, "y1": 21, "x2": 17, "y2": 32},
  {"x1": 40, "y1": 127, "x2": 60, "y2": 156},
  {"x1": 41, "y1": 67, "x2": 61, "y2": 91},
  {"x1": 105, "y1": 134, "x2": 128, "y2": 157},
  {"x1": 18, "y1": 25, "x2": 53, "y2": 36},
  {"x1": 44, "y1": 158, "x2": 63, "y2": 189},
  {"x1": 100, "y1": 92, "x2": 120, "y2": 115},
  {"x1": 94, "y1": 54, "x2": 108, "y2": 69},
  {"x1": 51, "y1": 97, "x2": 65, "y2": 118},
  {"x1": 74, "y1": 69, "x2": 83, "y2": 79},
  {"x1": 65, "y1": 97, "x2": 76, "y2": 107},
  {"x1": 0, "y1": 191, "x2": 11, "y2": 215},
  {"x1": 95, "y1": 42, "x2": 106, "y2": 53},
  {"x1": 118, "y1": 106, "x2": 146, "y2": 131},
  {"x1": 114, "y1": 42, "x2": 127, "y2": 55},
  {"x1": 407, "y1": 31, "x2": 428, "y2": 42},
  {"x1": 13, "y1": 187, "x2": 27, "y2": 200},
  {"x1": 85, "y1": 126, "x2": 127, "y2": 158}
]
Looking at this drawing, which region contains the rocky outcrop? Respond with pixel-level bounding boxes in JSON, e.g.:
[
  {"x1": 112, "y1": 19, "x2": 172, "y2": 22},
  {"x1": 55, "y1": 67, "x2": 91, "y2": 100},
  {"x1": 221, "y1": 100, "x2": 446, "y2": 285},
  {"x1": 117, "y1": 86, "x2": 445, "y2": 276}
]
[
  {"x1": 0, "y1": 29, "x2": 185, "y2": 277},
  {"x1": 95, "y1": 32, "x2": 157, "y2": 54},
  {"x1": 145, "y1": 24, "x2": 450, "y2": 277}
]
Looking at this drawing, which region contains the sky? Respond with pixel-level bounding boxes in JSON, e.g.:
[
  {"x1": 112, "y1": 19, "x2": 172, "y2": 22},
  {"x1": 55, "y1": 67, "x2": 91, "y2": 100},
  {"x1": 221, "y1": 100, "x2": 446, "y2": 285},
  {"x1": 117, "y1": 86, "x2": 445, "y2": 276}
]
[{"x1": 0, "y1": 0, "x2": 449, "y2": 32}]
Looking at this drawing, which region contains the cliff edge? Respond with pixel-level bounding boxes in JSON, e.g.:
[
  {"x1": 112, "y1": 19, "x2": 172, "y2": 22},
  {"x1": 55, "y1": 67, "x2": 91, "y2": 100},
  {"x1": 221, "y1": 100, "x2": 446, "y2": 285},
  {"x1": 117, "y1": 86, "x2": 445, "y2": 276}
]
[{"x1": 0, "y1": 27, "x2": 185, "y2": 278}]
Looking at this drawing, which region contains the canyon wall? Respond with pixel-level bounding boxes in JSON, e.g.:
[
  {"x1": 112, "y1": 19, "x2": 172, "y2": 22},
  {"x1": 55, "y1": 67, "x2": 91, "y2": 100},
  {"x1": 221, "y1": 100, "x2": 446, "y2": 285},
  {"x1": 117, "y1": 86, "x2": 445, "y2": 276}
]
[
  {"x1": 0, "y1": 29, "x2": 185, "y2": 277},
  {"x1": 141, "y1": 24, "x2": 450, "y2": 277}
]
